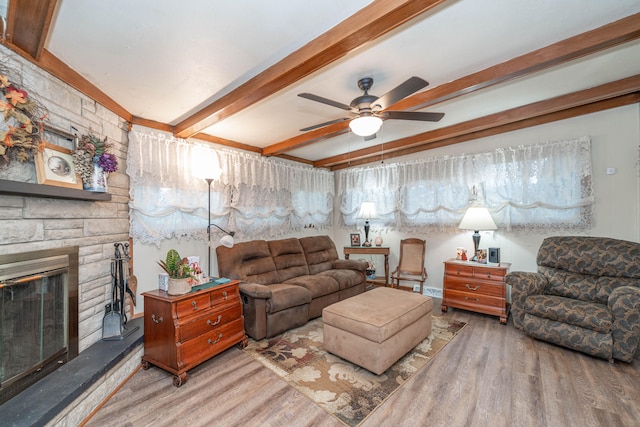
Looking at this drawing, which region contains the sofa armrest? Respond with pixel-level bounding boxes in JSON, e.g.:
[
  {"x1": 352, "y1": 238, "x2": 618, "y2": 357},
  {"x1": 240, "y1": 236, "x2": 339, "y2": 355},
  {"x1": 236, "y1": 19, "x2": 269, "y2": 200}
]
[
  {"x1": 506, "y1": 271, "x2": 549, "y2": 330},
  {"x1": 239, "y1": 282, "x2": 273, "y2": 299},
  {"x1": 608, "y1": 286, "x2": 640, "y2": 362},
  {"x1": 332, "y1": 259, "x2": 368, "y2": 272}
]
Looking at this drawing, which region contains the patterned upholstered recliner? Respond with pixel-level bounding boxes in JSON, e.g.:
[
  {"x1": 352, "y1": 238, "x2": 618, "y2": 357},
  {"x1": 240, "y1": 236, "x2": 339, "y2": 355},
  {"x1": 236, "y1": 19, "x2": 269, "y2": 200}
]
[{"x1": 507, "y1": 236, "x2": 640, "y2": 362}]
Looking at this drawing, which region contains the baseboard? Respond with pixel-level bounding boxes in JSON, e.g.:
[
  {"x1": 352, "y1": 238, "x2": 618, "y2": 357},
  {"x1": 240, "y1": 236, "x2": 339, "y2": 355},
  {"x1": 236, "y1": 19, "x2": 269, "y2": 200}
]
[{"x1": 422, "y1": 286, "x2": 443, "y2": 298}]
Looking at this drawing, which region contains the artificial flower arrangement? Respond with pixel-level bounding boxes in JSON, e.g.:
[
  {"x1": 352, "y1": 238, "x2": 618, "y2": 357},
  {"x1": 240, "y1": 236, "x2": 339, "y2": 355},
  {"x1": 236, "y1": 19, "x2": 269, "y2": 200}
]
[
  {"x1": 0, "y1": 70, "x2": 47, "y2": 165},
  {"x1": 71, "y1": 133, "x2": 118, "y2": 186}
]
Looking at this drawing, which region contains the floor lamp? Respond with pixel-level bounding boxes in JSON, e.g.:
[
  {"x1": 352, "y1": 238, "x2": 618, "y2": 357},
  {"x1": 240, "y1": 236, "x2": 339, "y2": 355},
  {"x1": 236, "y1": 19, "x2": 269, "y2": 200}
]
[{"x1": 206, "y1": 178, "x2": 235, "y2": 278}]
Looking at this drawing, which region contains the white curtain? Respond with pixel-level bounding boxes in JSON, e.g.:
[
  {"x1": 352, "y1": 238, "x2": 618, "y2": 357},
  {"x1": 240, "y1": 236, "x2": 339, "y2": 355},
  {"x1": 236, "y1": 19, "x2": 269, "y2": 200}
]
[
  {"x1": 338, "y1": 136, "x2": 593, "y2": 231},
  {"x1": 127, "y1": 129, "x2": 334, "y2": 246}
]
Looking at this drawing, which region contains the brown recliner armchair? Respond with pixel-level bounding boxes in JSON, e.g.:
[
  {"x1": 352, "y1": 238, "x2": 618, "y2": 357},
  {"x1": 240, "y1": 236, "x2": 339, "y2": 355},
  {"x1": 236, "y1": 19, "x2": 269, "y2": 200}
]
[{"x1": 507, "y1": 236, "x2": 640, "y2": 362}]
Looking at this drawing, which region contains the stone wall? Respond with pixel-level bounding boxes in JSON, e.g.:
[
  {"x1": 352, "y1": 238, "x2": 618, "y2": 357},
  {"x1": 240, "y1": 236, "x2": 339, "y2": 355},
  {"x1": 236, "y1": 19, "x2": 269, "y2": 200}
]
[{"x1": 0, "y1": 45, "x2": 130, "y2": 352}]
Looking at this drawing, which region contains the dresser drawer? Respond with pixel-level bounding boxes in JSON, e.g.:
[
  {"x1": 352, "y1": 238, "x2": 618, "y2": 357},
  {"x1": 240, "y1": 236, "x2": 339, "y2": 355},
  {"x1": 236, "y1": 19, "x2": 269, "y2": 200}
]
[
  {"x1": 473, "y1": 266, "x2": 507, "y2": 281},
  {"x1": 444, "y1": 289, "x2": 504, "y2": 309},
  {"x1": 211, "y1": 284, "x2": 240, "y2": 308},
  {"x1": 176, "y1": 293, "x2": 211, "y2": 319},
  {"x1": 179, "y1": 302, "x2": 243, "y2": 342},
  {"x1": 445, "y1": 276, "x2": 504, "y2": 297},
  {"x1": 180, "y1": 318, "x2": 245, "y2": 367},
  {"x1": 445, "y1": 263, "x2": 474, "y2": 278}
]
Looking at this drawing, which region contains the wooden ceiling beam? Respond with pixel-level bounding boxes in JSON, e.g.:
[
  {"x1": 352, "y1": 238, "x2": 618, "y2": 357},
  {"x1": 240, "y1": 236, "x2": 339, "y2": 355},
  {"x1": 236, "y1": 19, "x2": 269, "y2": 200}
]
[
  {"x1": 268, "y1": 12, "x2": 640, "y2": 157},
  {"x1": 173, "y1": 0, "x2": 447, "y2": 139},
  {"x1": 317, "y1": 75, "x2": 640, "y2": 169},
  {"x1": 4, "y1": 0, "x2": 57, "y2": 60},
  {"x1": 390, "y1": 12, "x2": 640, "y2": 112}
]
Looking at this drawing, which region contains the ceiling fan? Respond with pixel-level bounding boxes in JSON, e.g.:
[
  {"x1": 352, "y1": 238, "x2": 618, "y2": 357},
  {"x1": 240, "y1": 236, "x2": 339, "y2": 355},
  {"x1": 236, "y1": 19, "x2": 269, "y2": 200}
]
[{"x1": 298, "y1": 76, "x2": 444, "y2": 139}]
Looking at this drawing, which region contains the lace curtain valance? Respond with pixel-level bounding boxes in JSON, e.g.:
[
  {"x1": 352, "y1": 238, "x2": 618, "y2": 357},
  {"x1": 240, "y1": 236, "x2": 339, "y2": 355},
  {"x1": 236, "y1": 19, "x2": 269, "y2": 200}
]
[
  {"x1": 338, "y1": 136, "x2": 593, "y2": 231},
  {"x1": 127, "y1": 128, "x2": 334, "y2": 246}
]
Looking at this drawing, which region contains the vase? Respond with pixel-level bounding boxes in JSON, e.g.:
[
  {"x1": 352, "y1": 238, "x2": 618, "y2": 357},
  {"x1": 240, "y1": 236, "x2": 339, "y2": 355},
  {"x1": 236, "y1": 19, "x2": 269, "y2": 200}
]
[
  {"x1": 167, "y1": 278, "x2": 192, "y2": 295},
  {"x1": 83, "y1": 162, "x2": 108, "y2": 192},
  {"x1": 374, "y1": 236, "x2": 383, "y2": 246}
]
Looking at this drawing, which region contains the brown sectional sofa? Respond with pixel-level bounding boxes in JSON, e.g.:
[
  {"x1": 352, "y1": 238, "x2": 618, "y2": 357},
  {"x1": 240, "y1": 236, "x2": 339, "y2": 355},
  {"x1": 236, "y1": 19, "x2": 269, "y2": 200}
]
[{"x1": 216, "y1": 235, "x2": 367, "y2": 340}]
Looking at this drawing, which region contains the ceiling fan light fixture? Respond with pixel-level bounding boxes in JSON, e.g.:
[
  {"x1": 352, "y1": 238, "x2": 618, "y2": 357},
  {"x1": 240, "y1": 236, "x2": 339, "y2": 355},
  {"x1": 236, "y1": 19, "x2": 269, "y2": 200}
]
[{"x1": 349, "y1": 115, "x2": 383, "y2": 137}]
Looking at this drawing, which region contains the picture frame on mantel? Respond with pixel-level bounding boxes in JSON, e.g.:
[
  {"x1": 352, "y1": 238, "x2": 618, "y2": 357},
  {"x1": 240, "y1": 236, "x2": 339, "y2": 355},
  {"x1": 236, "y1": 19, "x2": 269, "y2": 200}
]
[
  {"x1": 35, "y1": 143, "x2": 83, "y2": 189},
  {"x1": 350, "y1": 233, "x2": 361, "y2": 246}
]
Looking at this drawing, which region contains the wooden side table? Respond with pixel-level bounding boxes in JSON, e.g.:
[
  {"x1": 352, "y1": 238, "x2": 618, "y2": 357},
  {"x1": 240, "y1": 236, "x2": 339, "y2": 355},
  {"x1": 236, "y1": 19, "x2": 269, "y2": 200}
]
[
  {"x1": 344, "y1": 246, "x2": 390, "y2": 286},
  {"x1": 141, "y1": 280, "x2": 247, "y2": 386},
  {"x1": 441, "y1": 259, "x2": 511, "y2": 324}
]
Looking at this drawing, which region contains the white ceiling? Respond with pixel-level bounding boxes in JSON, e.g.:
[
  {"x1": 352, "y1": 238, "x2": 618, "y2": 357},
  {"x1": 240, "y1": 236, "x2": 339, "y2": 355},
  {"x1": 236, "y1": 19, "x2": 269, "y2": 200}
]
[{"x1": 44, "y1": 0, "x2": 640, "y2": 164}]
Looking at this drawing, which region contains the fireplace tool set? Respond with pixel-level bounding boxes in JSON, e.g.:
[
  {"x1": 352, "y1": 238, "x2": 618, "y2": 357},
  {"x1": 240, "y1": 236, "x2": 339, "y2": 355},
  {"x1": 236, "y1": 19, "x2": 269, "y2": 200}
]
[{"x1": 103, "y1": 242, "x2": 140, "y2": 340}]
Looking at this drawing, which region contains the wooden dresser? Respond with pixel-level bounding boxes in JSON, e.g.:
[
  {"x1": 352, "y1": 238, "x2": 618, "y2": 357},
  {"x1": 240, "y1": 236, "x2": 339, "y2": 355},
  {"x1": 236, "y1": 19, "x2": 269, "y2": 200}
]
[
  {"x1": 442, "y1": 259, "x2": 511, "y2": 324},
  {"x1": 141, "y1": 280, "x2": 247, "y2": 386}
]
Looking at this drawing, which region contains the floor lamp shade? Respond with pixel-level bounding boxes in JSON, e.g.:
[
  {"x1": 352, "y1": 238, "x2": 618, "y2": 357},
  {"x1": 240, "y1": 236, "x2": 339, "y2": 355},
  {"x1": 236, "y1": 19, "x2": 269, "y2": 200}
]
[{"x1": 459, "y1": 206, "x2": 497, "y2": 260}]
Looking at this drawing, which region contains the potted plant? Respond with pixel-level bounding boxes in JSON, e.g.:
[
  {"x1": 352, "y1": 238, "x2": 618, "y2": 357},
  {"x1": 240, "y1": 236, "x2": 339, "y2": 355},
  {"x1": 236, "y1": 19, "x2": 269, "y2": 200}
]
[{"x1": 157, "y1": 249, "x2": 195, "y2": 295}]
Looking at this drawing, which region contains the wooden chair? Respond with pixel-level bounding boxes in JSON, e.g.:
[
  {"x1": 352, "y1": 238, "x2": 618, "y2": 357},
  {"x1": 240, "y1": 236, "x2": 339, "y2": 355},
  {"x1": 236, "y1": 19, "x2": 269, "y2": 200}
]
[{"x1": 390, "y1": 238, "x2": 427, "y2": 293}]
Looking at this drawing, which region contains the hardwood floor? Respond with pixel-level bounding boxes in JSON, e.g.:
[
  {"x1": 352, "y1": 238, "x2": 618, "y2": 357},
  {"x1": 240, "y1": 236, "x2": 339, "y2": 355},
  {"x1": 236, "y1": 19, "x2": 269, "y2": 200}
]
[{"x1": 84, "y1": 301, "x2": 640, "y2": 427}]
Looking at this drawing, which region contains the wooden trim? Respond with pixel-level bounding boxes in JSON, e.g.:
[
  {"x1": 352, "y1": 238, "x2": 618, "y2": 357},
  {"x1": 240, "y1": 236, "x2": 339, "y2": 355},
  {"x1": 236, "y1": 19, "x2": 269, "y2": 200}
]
[
  {"x1": 193, "y1": 133, "x2": 262, "y2": 154},
  {"x1": 173, "y1": 0, "x2": 446, "y2": 139},
  {"x1": 131, "y1": 116, "x2": 174, "y2": 133},
  {"x1": 4, "y1": 0, "x2": 57, "y2": 59},
  {"x1": 327, "y1": 92, "x2": 640, "y2": 170}
]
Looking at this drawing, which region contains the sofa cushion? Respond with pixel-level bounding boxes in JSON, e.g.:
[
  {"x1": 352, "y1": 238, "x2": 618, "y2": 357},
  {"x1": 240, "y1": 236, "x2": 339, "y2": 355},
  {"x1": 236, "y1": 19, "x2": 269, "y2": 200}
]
[
  {"x1": 299, "y1": 236, "x2": 339, "y2": 275},
  {"x1": 317, "y1": 269, "x2": 363, "y2": 290},
  {"x1": 541, "y1": 267, "x2": 598, "y2": 303},
  {"x1": 216, "y1": 240, "x2": 279, "y2": 285},
  {"x1": 537, "y1": 236, "x2": 640, "y2": 279},
  {"x1": 268, "y1": 238, "x2": 310, "y2": 281},
  {"x1": 596, "y1": 276, "x2": 640, "y2": 305},
  {"x1": 266, "y1": 283, "x2": 311, "y2": 314},
  {"x1": 524, "y1": 294, "x2": 612, "y2": 333},
  {"x1": 284, "y1": 274, "x2": 340, "y2": 298}
]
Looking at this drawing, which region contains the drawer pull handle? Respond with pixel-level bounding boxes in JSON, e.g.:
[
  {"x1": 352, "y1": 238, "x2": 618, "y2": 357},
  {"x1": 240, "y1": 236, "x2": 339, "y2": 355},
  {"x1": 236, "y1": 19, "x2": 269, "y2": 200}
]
[
  {"x1": 208, "y1": 333, "x2": 223, "y2": 345},
  {"x1": 223, "y1": 291, "x2": 228, "y2": 300},
  {"x1": 207, "y1": 315, "x2": 222, "y2": 326},
  {"x1": 151, "y1": 314, "x2": 163, "y2": 324},
  {"x1": 192, "y1": 300, "x2": 198, "y2": 310},
  {"x1": 465, "y1": 284, "x2": 480, "y2": 291},
  {"x1": 456, "y1": 267, "x2": 462, "y2": 274},
  {"x1": 486, "y1": 273, "x2": 491, "y2": 278},
  {"x1": 465, "y1": 297, "x2": 480, "y2": 302}
]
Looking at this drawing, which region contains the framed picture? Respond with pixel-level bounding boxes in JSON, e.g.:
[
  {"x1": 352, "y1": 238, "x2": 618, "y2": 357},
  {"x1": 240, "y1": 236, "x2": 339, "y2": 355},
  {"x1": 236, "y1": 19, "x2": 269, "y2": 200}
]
[
  {"x1": 350, "y1": 233, "x2": 361, "y2": 246},
  {"x1": 35, "y1": 143, "x2": 83, "y2": 189},
  {"x1": 476, "y1": 249, "x2": 488, "y2": 264}
]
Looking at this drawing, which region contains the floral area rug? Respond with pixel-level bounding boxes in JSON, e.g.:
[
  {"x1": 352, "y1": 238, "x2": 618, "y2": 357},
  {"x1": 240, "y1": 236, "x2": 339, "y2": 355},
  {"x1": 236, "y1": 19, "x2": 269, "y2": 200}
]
[{"x1": 243, "y1": 316, "x2": 466, "y2": 426}]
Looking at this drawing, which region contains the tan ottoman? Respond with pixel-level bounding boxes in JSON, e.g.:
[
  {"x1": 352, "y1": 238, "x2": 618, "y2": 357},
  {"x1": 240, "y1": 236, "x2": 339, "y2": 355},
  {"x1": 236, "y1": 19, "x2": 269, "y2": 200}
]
[{"x1": 322, "y1": 287, "x2": 433, "y2": 375}]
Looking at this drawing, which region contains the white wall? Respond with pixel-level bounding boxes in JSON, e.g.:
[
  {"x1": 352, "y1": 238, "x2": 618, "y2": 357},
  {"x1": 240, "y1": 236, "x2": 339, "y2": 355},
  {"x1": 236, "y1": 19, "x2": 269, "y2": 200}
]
[{"x1": 334, "y1": 104, "x2": 640, "y2": 294}]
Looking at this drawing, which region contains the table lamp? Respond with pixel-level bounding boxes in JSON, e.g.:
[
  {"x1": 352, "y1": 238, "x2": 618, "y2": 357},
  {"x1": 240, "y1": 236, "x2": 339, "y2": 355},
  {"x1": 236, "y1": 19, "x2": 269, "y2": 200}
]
[
  {"x1": 357, "y1": 202, "x2": 378, "y2": 247},
  {"x1": 458, "y1": 204, "x2": 497, "y2": 261}
]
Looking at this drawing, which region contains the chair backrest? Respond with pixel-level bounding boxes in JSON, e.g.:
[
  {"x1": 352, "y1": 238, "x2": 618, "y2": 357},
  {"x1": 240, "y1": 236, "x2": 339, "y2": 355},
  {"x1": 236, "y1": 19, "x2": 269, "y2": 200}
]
[{"x1": 397, "y1": 238, "x2": 426, "y2": 275}]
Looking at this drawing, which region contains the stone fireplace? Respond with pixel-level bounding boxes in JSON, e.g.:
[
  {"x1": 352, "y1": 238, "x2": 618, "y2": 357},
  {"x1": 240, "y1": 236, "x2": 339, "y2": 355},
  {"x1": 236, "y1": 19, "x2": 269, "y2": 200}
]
[{"x1": 0, "y1": 247, "x2": 79, "y2": 405}]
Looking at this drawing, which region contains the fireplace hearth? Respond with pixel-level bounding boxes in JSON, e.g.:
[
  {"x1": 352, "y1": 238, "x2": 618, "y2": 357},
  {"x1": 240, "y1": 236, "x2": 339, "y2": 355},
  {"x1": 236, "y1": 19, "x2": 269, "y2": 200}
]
[{"x1": 0, "y1": 247, "x2": 79, "y2": 405}]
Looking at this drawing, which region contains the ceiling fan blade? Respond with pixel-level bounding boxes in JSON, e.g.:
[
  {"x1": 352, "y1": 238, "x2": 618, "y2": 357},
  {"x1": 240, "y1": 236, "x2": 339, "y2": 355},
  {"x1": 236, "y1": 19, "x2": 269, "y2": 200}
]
[
  {"x1": 381, "y1": 111, "x2": 444, "y2": 122},
  {"x1": 298, "y1": 93, "x2": 352, "y2": 111},
  {"x1": 373, "y1": 77, "x2": 429, "y2": 110},
  {"x1": 300, "y1": 117, "x2": 350, "y2": 132}
]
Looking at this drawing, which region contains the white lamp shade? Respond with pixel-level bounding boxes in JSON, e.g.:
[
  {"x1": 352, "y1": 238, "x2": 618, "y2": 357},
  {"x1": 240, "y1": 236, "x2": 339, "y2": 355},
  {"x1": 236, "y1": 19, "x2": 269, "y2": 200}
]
[
  {"x1": 349, "y1": 116, "x2": 383, "y2": 136},
  {"x1": 357, "y1": 202, "x2": 378, "y2": 219},
  {"x1": 219, "y1": 234, "x2": 234, "y2": 248},
  {"x1": 459, "y1": 206, "x2": 497, "y2": 231}
]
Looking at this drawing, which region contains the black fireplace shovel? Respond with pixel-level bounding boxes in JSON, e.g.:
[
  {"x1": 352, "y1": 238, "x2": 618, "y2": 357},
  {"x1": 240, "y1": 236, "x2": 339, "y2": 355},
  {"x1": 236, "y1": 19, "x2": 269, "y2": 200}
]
[{"x1": 103, "y1": 259, "x2": 124, "y2": 340}]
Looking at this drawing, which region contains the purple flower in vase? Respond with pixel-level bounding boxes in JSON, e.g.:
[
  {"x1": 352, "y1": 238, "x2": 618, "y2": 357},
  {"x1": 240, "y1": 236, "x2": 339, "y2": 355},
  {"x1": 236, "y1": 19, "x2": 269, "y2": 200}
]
[{"x1": 97, "y1": 152, "x2": 118, "y2": 173}]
